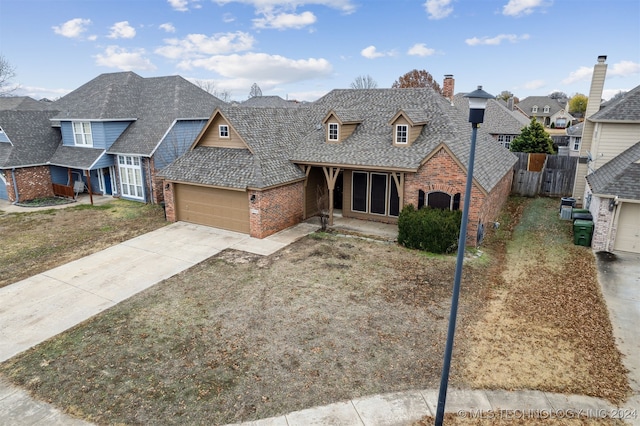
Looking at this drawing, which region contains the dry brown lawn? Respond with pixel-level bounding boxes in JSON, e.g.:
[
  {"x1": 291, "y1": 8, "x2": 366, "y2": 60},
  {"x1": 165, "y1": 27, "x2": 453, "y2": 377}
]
[{"x1": 0, "y1": 196, "x2": 631, "y2": 425}]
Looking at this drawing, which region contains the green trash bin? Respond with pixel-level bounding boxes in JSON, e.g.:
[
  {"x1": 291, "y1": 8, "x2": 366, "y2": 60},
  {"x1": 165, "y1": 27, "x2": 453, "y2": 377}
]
[{"x1": 573, "y1": 219, "x2": 594, "y2": 247}]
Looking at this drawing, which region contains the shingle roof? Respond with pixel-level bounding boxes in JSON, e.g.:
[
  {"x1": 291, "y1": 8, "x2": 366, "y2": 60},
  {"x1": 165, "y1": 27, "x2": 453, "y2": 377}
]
[
  {"x1": 239, "y1": 96, "x2": 304, "y2": 108},
  {"x1": 0, "y1": 96, "x2": 52, "y2": 111},
  {"x1": 566, "y1": 121, "x2": 584, "y2": 137},
  {"x1": 48, "y1": 146, "x2": 106, "y2": 169},
  {"x1": 453, "y1": 95, "x2": 529, "y2": 135},
  {"x1": 586, "y1": 141, "x2": 640, "y2": 199},
  {"x1": 162, "y1": 88, "x2": 517, "y2": 192},
  {"x1": 516, "y1": 96, "x2": 565, "y2": 117},
  {"x1": 292, "y1": 89, "x2": 517, "y2": 192},
  {"x1": 51, "y1": 72, "x2": 226, "y2": 156},
  {"x1": 589, "y1": 84, "x2": 640, "y2": 122},
  {"x1": 0, "y1": 110, "x2": 61, "y2": 168}
]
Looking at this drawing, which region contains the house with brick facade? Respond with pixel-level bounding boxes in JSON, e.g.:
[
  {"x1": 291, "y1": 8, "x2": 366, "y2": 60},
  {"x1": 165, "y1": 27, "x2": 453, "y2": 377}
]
[
  {"x1": 0, "y1": 72, "x2": 225, "y2": 204},
  {"x1": 159, "y1": 88, "x2": 517, "y2": 245}
]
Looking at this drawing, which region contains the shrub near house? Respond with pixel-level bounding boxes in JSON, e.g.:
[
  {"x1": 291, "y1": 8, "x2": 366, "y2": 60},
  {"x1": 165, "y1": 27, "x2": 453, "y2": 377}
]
[{"x1": 398, "y1": 204, "x2": 462, "y2": 253}]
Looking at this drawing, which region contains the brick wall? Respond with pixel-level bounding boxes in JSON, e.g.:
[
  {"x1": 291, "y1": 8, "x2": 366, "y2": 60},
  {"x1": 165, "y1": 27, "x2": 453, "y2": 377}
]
[
  {"x1": 478, "y1": 168, "x2": 514, "y2": 236},
  {"x1": 8, "y1": 166, "x2": 54, "y2": 202},
  {"x1": 162, "y1": 181, "x2": 177, "y2": 222},
  {"x1": 591, "y1": 196, "x2": 615, "y2": 251},
  {"x1": 249, "y1": 181, "x2": 304, "y2": 239},
  {"x1": 147, "y1": 157, "x2": 165, "y2": 204},
  {"x1": 404, "y1": 147, "x2": 486, "y2": 246}
]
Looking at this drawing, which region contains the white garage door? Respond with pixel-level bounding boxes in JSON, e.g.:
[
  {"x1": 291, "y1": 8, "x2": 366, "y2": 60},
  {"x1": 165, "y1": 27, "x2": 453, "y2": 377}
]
[
  {"x1": 174, "y1": 184, "x2": 250, "y2": 234},
  {"x1": 615, "y1": 203, "x2": 640, "y2": 253}
]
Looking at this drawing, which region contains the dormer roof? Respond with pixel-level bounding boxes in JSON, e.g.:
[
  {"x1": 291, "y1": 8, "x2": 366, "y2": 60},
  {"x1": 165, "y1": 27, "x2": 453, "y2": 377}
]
[
  {"x1": 388, "y1": 109, "x2": 428, "y2": 126},
  {"x1": 323, "y1": 109, "x2": 363, "y2": 125}
]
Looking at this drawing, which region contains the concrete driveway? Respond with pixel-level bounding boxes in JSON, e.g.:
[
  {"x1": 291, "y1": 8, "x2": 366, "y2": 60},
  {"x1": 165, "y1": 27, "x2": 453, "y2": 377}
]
[
  {"x1": 596, "y1": 250, "x2": 640, "y2": 409},
  {"x1": 0, "y1": 221, "x2": 316, "y2": 363}
]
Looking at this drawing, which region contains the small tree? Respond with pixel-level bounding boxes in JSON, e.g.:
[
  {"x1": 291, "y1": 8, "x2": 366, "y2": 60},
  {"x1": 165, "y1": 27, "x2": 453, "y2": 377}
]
[
  {"x1": 350, "y1": 74, "x2": 378, "y2": 89},
  {"x1": 316, "y1": 184, "x2": 329, "y2": 231},
  {"x1": 510, "y1": 118, "x2": 555, "y2": 154},
  {"x1": 249, "y1": 83, "x2": 262, "y2": 98},
  {"x1": 193, "y1": 79, "x2": 231, "y2": 102},
  {"x1": 0, "y1": 54, "x2": 18, "y2": 96},
  {"x1": 497, "y1": 90, "x2": 514, "y2": 102},
  {"x1": 549, "y1": 91, "x2": 568, "y2": 100},
  {"x1": 568, "y1": 93, "x2": 588, "y2": 116},
  {"x1": 392, "y1": 69, "x2": 442, "y2": 94}
]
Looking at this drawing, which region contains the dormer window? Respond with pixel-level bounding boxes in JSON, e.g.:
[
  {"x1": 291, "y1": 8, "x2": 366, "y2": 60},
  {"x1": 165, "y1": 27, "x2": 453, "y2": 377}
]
[
  {"x1": 328, "y1": 123, "x2": 339, "y2": 141},
  {"x1": 219, "y1": 124, "x2": 229, "y2": 138},
  {"x1": 73, "y1": 122, "x2": 93, "y2": 146},
  {"x1": 543, "y1": 105, "x2": 550, "y2": 113},
  {"x1": 532, "y1": 106, "x2": 538, "y2": 113},
  {"x1": 395, "y1": 124, "x2": 408, "y2": 144}
]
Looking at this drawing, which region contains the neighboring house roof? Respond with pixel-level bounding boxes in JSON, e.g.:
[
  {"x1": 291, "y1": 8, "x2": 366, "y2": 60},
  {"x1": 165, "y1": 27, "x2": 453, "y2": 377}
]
[
  {"x1": 586, "y1": 141, "x2": 640, "y2": 199},
  {"x1": 566, "y1": 121, "x2": 584, "y2": 137},
  {"x1": 589, "y1": 84, "x2": 640, "y2": 122},
  {"x1": 0, "y1": 96, "x2": 52, "y2": 111},
  {"x1": 239, "y1": 96, "x2": 304, "y2": 108},
  {"x1": 51, "y1": 71, "x2": 226, "y2": 156},
  {"x1": 161, "y1": 107, "x2": 310, "y2": 189},
  {"x1": 292, "y1": 89, "x2": 517, "y2": 193},
  {"x1": 515, "y1": 96, "x2": 567, "y2": 117},
  {"x1": 453, "y1": 95, "x2": 528, "y2": 135},
  {"x1": 0, "y1": 110, "x2": 61, "y2": 168}
]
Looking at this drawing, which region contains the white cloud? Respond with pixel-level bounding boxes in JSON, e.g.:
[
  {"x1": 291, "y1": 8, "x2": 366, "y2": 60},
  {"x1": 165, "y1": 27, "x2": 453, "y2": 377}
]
[
  {"x1": 108, "y1": 21, "x2": 136, "y2": 39},
  {"x1": 424, "y1": 0, "x2": 453, "y2": 20},
  {"x1": 609, "y1": 60, "x2": 640, "y2": 77},
  {"x1": 168, "y1": 0, "x2": 202, "y2": 11},
  {"x1": 159, "y1": 23, "x2": 176, "y2": 33},
  {"x1": 94, "y1": 46, "x2": 157, "y2": 71},
  {"x1": 465, "y1": 33, "x2": 529, "y2": 46},
  {"x1": 407, "y1": 43, "x2": 436, "y2": 57},
  {"x1": 223, "y1": 13, "x2": 236, "y2": 23},
  {"x1": 52, "y1": 18, "x2": 92, "y2": 38},
  {"x1": 502, "y1": 0, "x2": 547, "y2": 17},
  {"x1": 180, "y1": 52, "x2": 332, "y2": 84},
  {"x1": 213, "y1": 0, "x2": 356, "y2": 14},
  {"x1": 523, "y1": 79, "x2": 545, "y2": 90},
  {"x1": 361, "y1": 45, "x2": 395, "y2": 59},
  {"x1": 253, "y1": 11, "x2": 317, "y2": 29},
  {"x1": 561, "y1": 66, "x2": 592, "y2": 84},
  {"x1": 156, "y1": 32, "x2": 255, "y2": 59}
]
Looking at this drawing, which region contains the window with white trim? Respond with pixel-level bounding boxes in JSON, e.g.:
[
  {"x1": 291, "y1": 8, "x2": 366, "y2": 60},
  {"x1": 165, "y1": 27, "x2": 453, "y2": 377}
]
[
  {"x1": 543, "y1": 105, "x2": 550, "y2": 113},
  {"x1": 328, "y1": 123, "x2": 339, "y2": 141},
  {"x1": 118, "y1": 155, "x2": 144, "y2": 200},
  {"x1": 395, "y1": 124, "x2": 408, "y2": 144},
  {"x1": 219, "y1": 124, "x2": 229, "y2": 138},
  {"x1": 497, "y1": 134, "x2": 513, "y2": 149},
  {"x1": 572, "y1": 137, "x2": 581, "y2": 151},
  {"x1": 73, "y1": 122, "x2": 93, "y2": 146},
  {"x1": 532, "y1": 106, "x2": 538, "y2": 113}
]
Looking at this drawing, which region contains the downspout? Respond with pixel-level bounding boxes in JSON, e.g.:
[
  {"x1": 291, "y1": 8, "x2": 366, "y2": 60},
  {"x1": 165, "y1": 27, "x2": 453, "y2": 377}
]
[{"x1": 11, "y1": 168, "x2": 19, "y2": 204}]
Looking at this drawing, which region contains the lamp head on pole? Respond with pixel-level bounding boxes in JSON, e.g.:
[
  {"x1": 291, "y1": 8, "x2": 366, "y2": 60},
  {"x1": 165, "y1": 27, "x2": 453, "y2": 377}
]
[{"x1": 464, "y1": 85, "x2": 494, "y2": 125}]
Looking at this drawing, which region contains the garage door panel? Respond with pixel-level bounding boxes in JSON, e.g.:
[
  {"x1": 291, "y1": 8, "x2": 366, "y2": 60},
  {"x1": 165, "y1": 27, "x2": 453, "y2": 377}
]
[
  {"x1": 615, "y1": 203, "x2": 640, "y2": 253},
  {"x1": 175, "y1": 184, "x2": 250, "y2": 234}
]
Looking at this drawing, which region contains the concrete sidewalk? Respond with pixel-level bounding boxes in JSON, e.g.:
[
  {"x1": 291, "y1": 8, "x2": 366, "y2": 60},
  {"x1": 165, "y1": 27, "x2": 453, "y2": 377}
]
[{"x1": 0, "y1": 221, "x2": 317, "y2": 363}]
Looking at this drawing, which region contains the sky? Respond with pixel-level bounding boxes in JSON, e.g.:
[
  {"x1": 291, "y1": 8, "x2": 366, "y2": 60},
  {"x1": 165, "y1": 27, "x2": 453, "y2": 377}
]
[{"x1": 1, "y1": 0, "x2": 639, "y2": 103}]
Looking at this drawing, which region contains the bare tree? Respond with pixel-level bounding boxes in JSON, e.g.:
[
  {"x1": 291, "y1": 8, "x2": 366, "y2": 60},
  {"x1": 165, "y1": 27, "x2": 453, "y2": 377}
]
[
  {"x1": 350, "y1": 74, "x2": 378, "y2": 89},
  {"x1": 0, "y1": 55, "x2": 18, "y2": 96},
  {"x1": 192, "y1": 79, "x2": 231, "y2": 102},
  {"x1": 249, "y1": 83, "x2": 262, "y2": 98}
]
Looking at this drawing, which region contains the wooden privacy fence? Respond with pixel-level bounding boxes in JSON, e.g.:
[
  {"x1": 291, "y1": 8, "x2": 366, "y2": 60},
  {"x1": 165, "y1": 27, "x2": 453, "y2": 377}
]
[{"x1": 511, "y1": 152, "x2": 578, "y2": 197}]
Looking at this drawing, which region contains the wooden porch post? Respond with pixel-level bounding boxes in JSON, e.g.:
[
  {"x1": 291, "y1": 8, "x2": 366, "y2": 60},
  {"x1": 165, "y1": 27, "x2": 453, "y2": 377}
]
[
  {"x1": 391, "y1": 172, "x2": 405, "y2": 209},
  {"x1": 322, "y1": 166, "x2": 340, "y2": 226},
  {"x1": 85, "y1": 170, "x2": 94, "y2": 205}
]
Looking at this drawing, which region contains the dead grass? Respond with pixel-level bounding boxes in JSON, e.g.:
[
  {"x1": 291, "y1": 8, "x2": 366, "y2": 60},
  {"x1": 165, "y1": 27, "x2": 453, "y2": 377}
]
[
  {"x1": 0, "y1": 196, "x2": 630, "y2": 425},
  {"x1": 0, "y1": 199, "x2": 166, "y2": 288}
]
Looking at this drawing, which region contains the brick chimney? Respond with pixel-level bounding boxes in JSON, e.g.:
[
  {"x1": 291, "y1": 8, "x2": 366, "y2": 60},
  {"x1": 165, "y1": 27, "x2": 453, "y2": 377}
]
[
  {"x1": 585, "y1": 55, "x2": 607, "y2": 118},
  {"x1": 443, "y1": 74, "x2": 454, "y2": 100}
]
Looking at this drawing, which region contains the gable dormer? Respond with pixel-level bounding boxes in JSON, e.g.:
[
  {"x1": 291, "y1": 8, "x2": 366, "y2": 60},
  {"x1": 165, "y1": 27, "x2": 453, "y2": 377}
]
[
  {"x1": 322, "y1": 110, "x2": 362, "y2": 144},
  {"x1": 193, "y1": 109, "x2": 250, "y2": 150},
  {"x1": 388, "y1": 109, "x2": 428, "y2": 147}
]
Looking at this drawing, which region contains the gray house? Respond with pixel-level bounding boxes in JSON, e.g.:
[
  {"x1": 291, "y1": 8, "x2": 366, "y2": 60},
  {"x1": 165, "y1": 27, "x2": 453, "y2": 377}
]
[{"x1": 515, "y1": 96, "x2": 574, "y2": 128}]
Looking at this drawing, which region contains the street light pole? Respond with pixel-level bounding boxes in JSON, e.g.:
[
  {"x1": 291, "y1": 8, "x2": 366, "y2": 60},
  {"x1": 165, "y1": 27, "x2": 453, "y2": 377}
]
[{"x1": 435, "y1": 86, "x2": 494, "y2": 426}]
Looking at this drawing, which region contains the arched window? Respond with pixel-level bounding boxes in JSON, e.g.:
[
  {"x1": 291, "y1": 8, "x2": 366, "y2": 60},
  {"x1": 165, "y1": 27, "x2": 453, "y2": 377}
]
[
  {"x1": 418, "y1": 190, "x2": 425, "y2": 209},
  {"x1": 452, "y1": 193, "x2": 461, "y2": 211},
  {"x1": 427, "y1": 191, "x2": 452, "y2": 210}
]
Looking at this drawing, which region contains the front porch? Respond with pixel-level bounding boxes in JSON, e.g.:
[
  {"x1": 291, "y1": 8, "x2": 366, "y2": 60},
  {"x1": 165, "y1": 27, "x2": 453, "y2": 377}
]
[{"x1": 305, "y1": 210, "x2": 399, "y2": 242}]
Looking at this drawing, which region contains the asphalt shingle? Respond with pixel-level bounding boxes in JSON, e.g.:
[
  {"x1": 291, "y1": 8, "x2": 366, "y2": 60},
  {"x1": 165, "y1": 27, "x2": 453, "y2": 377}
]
[
  {"x1": 586, "y1": 141, "x2": 640, "y2": 199},
  {"x1": 0, "y1": 110, "x2": 61, "y2": 168},
  {"x1": 589, "y1": 85, "x2": 640, "y2": 122}
]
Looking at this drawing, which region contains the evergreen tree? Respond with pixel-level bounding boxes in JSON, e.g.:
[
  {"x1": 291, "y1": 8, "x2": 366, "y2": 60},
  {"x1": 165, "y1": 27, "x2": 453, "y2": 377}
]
[{"x1": 510, "y1": 118, "x2": 555, "y2": 154}]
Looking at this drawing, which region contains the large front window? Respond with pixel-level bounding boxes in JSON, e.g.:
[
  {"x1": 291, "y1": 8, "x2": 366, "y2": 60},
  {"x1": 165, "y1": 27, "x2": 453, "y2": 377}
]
[
  {"x1": 118, "y1": 155, "x2": 144, "y2": 200},
  {"x1": 73, "y1": 122, "x2": 93, "y2": 146},
  {"x1": 351, "y1": 171, "x2": 399, "y2": 217}
]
